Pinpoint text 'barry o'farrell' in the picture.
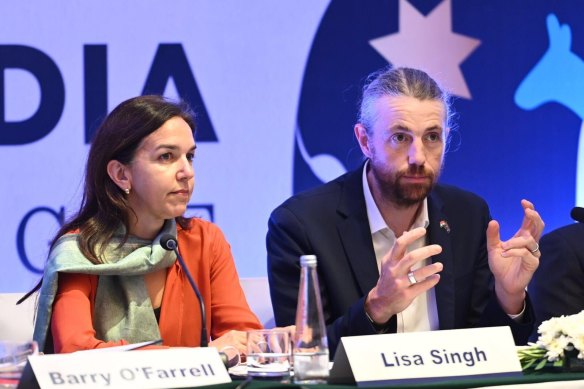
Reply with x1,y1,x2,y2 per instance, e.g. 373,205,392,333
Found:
47,363,216,386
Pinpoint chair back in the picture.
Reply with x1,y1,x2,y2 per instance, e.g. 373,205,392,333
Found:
239,277,275,328
0,293,35,342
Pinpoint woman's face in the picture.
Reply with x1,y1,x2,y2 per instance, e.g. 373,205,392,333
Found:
125,116,195,237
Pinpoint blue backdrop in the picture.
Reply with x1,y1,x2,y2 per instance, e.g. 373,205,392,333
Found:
1,0,582,292
294,0,583,241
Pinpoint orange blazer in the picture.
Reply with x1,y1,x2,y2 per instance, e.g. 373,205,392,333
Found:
51,219,262,353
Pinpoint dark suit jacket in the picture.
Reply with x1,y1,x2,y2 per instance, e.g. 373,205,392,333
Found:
529,222,584,341
267,166,533,356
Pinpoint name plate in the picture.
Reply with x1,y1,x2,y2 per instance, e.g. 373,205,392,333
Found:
330,326,521,386
28,347,231,389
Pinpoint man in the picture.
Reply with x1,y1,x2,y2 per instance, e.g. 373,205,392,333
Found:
267,67,543,356
529,219,584,341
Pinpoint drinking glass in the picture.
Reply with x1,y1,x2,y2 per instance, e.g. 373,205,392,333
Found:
0,341,38,388
246,329,291,379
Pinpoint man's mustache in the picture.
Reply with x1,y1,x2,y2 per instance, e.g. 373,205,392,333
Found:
398,166,434,179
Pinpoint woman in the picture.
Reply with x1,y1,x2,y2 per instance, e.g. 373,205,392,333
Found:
32,95,262,354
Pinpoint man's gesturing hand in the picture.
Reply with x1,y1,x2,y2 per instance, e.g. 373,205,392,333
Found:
365,227,443,325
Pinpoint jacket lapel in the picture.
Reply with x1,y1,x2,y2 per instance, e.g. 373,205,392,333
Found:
336,166,380,295
427,191,455,329
334,167,458,326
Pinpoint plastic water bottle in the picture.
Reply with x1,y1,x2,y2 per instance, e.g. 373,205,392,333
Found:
293,255,329,384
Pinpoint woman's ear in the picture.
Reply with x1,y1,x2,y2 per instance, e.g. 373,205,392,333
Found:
107,160,131,193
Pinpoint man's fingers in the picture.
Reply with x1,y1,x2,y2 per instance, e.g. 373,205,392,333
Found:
525,208,544,241
521,199,535,211
398,245,443,273
387,227,427,263
486,220,501,250
502,235,536,250
501,247,541,259
406,262,443,284
518,200,544,241
408,273,441,292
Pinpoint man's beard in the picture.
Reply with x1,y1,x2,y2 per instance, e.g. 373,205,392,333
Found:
370,162,439,208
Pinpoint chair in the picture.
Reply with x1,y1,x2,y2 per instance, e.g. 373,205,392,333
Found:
239,277,275,328
0,293,35,342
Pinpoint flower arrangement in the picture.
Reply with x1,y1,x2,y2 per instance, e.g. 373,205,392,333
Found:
518,310,584,371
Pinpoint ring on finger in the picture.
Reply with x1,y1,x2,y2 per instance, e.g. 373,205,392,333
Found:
529,243,540,254
407,271,418,285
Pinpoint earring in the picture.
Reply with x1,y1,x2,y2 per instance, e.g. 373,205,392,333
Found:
124,188,130,195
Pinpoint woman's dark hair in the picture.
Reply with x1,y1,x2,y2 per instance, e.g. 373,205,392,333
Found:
52,95,196,264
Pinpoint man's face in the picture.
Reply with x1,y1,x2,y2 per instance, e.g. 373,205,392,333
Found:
356,95,446,208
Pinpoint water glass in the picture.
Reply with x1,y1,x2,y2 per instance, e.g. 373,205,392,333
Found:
0,341,38,388
246,329,291,378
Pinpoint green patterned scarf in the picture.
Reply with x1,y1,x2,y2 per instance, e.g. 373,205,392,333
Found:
33,219,177,352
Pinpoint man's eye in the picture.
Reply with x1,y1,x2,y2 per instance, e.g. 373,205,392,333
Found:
186,152,195,162
425,132,442,142
391,133,408,143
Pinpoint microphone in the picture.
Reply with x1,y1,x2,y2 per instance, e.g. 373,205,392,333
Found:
160,233,208,347
571,207,584,223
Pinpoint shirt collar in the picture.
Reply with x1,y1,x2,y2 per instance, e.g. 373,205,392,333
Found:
362,161,429,235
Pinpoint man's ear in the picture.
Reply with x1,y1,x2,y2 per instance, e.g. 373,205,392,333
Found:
354,124,372,159
106,160,131,192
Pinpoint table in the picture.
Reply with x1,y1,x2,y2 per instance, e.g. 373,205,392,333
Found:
205,371,584,388
16,360,584,388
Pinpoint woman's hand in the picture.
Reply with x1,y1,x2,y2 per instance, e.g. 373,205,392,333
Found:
209,330,248,365
278,325,296,340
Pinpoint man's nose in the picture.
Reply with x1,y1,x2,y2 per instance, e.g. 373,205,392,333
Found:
408,138,426,166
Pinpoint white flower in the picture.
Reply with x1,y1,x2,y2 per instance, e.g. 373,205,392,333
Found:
534,310,584,362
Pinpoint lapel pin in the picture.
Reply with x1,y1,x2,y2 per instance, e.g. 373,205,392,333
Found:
440,220,451,234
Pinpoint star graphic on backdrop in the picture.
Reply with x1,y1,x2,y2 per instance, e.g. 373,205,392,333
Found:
370,0,480,99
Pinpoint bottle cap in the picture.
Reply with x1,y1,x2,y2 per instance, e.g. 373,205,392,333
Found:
300,255,317,266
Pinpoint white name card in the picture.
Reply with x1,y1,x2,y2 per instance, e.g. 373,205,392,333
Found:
330,326,522,386
28,347,231,389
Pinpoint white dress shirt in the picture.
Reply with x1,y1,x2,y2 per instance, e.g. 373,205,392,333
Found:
362,163,440,332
